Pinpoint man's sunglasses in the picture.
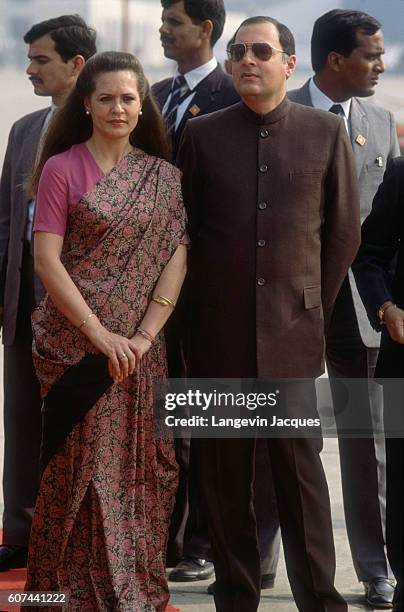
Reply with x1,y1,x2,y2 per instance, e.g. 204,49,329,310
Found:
227,42,288,63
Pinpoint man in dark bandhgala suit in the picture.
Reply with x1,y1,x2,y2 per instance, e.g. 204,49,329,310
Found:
353,157,404,612
178,14,360,612
288,10,399,608
0,15,96,571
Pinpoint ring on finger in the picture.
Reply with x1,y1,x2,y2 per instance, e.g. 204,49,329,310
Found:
121,352,128,359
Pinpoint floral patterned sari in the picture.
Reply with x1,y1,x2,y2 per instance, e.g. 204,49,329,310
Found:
24,149,187,611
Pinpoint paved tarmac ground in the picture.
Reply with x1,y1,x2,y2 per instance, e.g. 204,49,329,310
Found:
0,349,383,610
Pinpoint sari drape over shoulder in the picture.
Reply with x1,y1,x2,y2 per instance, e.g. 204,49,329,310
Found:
24,148,187,612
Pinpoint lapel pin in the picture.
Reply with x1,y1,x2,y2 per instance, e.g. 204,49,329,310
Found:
376,156,383,167
189,104,201,117
355,134,367,146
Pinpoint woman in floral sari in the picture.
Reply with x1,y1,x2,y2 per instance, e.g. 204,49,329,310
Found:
24,51,187,611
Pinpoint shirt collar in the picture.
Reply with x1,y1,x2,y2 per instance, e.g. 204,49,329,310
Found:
176,57,218,92
309,77,351,119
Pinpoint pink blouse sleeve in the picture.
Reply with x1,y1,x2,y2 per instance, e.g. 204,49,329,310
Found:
34,156,69,237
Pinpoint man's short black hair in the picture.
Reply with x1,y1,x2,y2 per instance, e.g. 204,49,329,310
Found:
226,33,236,53
311,9,381,73
161,0,225,46
235,16,295,56
23,14,97,61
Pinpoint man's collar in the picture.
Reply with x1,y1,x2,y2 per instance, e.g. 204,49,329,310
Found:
176,57,218,92
309,77,351,118
241,96,291,125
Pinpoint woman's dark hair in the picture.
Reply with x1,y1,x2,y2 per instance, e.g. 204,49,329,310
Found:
234,16,295,56
311,9,381,73
31,51,170,195
161,0,225,47
23,14,97,61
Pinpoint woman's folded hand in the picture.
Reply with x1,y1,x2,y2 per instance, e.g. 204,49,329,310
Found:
84,320,139,382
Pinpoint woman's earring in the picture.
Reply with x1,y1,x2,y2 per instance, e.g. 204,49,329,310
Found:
139,109,143,116
85,109,90,115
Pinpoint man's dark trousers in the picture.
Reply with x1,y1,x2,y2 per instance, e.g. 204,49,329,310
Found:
3,243,42,546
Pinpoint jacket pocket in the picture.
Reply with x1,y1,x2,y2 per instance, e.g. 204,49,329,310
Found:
304,285,321,309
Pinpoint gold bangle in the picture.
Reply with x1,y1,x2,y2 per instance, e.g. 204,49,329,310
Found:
78,312,96,330
136,327,155,343
152,295,176,309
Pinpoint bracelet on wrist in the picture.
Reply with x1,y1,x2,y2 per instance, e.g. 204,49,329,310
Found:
136,327,155,344
78,312,96,330
152,294,176,309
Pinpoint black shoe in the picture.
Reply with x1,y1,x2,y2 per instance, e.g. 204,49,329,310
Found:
168,556,215,582
363,578,395,609
0,545,28,571
207,573,275,595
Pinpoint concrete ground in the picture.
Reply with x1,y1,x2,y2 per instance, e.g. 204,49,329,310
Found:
0,349,384,610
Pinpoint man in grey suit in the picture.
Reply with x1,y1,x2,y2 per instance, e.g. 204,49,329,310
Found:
0,14,96,570
288,9,400,608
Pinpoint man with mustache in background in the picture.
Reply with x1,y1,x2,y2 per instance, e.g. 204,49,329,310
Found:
0,14,96,571
152,0,238,161
289,10,400,608
152,0,238,583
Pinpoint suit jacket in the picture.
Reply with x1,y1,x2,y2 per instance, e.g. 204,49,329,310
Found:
288,79,400,348
152,64,239,161
177,97,360,378
353,157,404,377
0,108,48,345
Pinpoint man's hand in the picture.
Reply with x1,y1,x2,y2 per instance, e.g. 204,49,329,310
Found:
384,305,404,344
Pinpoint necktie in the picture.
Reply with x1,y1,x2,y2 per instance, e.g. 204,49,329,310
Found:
164,75,189,132
329,103,344,116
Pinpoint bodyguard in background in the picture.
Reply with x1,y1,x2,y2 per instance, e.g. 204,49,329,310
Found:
0,15,96,571
152,0,238,161
152,0,238,581
353,157,404,612
288,10,399,608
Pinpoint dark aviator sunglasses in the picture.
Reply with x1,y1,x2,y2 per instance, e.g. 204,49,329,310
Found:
227,42,288,63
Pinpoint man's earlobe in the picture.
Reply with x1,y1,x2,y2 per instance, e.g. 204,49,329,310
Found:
328,52,342,73
201,19,213,42
285,54,297,78
72,54,86,75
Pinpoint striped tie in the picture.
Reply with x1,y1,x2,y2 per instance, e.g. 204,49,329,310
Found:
164,75,189,133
